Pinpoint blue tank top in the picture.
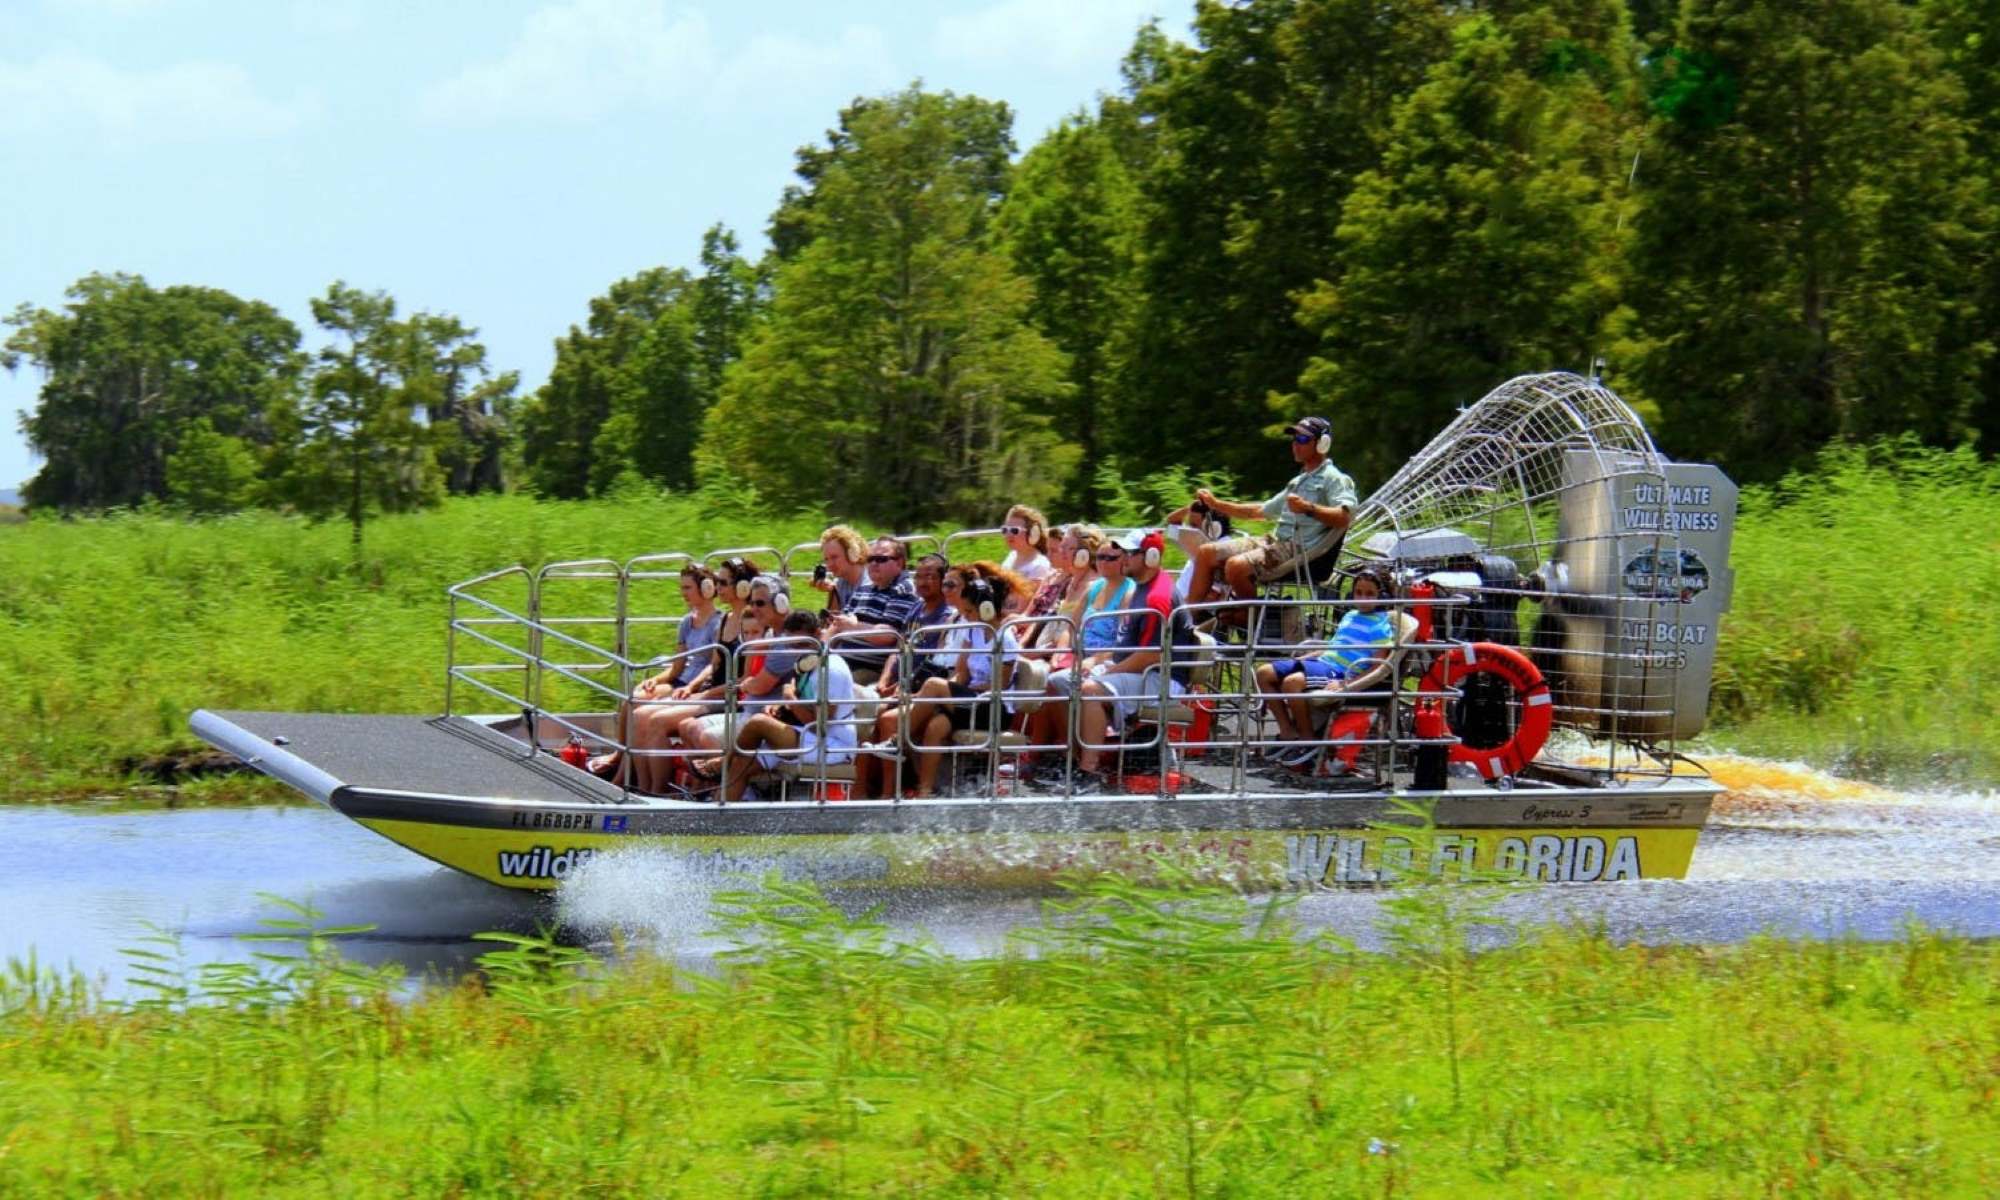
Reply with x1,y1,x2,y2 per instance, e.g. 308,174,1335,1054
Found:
1318,609,1394,678
1081,578,1137,651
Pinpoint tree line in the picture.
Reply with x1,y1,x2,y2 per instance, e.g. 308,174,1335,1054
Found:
8,0,1995,533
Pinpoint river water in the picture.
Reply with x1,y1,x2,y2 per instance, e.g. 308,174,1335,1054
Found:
4,757,1995,996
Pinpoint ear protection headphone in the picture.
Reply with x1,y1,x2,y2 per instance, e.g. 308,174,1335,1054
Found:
1072,545,1092,571
1192,501,1226,542
771,590,791,615
1144,543,1162,569
697,574,716,599
796,652,821,675
1316,430,1332,456
1028,521,1043,545
732,574,754,600
964,577,997,622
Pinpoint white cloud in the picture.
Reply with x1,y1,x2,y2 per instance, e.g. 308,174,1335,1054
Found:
933,0,1161,71
0,53,309,141
418,0,714,125
418,0,895,126
706,25,897,113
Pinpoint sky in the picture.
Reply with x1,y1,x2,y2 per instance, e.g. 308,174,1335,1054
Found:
0,0,1179,493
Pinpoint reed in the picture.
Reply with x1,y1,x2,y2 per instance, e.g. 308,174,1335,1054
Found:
0,877,1993,1195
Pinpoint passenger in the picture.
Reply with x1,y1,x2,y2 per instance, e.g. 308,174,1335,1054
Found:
622,556,758,791
1182,416,1356,613
823,536,921,685
674,575,800,775
589,563,723,781
1031,530,1199,793
998,505,1052,582
1018,523,1094,657
854,554,954,798
1254,566,1397,765
893,565,1025,795
812,524,868,613
713,609,857,804
874,553,953,696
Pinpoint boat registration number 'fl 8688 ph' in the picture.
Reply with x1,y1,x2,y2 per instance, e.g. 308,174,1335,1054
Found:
1284,833,1644,885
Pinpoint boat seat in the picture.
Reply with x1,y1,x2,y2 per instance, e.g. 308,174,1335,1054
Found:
1007,657,1051,715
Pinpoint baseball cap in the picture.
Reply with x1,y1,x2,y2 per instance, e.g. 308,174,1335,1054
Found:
1113,530,1146,553
1286,416,1333,440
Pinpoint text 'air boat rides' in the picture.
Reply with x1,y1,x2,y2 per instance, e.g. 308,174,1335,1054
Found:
194,374,1738,891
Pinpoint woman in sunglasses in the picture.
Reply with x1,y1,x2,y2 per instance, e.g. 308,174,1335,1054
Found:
998,504,1052,583
672,575,799,785
591,563,723,783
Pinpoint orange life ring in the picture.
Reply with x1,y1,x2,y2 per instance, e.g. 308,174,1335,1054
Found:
1419,642,1552,780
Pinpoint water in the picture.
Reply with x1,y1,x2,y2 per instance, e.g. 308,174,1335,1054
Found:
3,756,1995,994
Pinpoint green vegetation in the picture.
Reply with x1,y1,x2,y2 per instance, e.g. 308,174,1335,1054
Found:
9,0,1997,528
0,491,824,798
1708,441,2000,782
1,876,1994,1195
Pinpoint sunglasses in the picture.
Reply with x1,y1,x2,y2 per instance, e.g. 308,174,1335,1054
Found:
750,599,773,608
866,554,898,565
940,580,962,592
1000,524,1027,536
1291,433,1315,444
1095,552,1125,562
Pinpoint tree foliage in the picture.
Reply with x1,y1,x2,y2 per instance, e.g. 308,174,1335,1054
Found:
1619,0,1995,479
1296,3,1638,485
4,273,302,510
700,87,1074,527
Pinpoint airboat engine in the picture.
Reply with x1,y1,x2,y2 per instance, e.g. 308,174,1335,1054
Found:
1539,452,1737,741
1344,372,1737,751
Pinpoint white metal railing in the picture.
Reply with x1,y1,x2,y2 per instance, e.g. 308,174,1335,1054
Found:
443,532,1696,804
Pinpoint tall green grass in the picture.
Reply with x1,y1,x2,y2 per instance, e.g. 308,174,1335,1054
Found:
1709,441,2000,782
0,440,1994,797
1,874,1993,1195
0,492,826,795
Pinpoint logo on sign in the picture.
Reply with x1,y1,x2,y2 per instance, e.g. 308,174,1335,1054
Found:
1621,548,1710,603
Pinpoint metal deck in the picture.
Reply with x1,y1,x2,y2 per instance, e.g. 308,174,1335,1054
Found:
193,710,626,807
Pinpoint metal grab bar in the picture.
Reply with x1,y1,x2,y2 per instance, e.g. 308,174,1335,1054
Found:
444,531,1701,800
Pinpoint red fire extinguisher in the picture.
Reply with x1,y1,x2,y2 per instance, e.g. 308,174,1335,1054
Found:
559,733,590,769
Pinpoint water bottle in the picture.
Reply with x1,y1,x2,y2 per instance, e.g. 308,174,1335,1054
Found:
559,733,589,769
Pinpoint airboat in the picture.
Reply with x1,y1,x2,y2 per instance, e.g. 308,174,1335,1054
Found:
193,374,1737,892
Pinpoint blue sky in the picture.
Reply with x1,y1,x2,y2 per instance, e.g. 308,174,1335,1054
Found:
0,0,1177,493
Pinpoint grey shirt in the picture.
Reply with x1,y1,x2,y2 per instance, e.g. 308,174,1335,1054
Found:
1264,459,1358,556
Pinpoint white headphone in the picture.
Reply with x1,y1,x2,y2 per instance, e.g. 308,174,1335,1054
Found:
1144,542,1162,569
1200,512,1225,541
965,578,998,622
1073,545,1092,571
1028,521,1043,545
771,590,790,615
733,575,753,600
1316,431,1332,456
796,652,821,675
698,574,716,599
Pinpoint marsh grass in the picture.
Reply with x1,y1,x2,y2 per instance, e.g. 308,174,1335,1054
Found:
1708,441,2000,783
0,876,1994,1195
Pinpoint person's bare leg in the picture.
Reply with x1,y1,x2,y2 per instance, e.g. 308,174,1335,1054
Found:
723,713,798,804
1282,674,1313,740
1078,681,1114,773
1254,662,1287,736
905,677,951,738
1186,542,1228,608
1223,553,1258,600
914,713,953,794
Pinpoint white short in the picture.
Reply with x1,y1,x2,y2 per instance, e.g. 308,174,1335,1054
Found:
1085,666,1184,726
755,728,855,772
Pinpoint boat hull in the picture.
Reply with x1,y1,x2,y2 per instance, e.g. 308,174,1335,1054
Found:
188,708,1712,893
